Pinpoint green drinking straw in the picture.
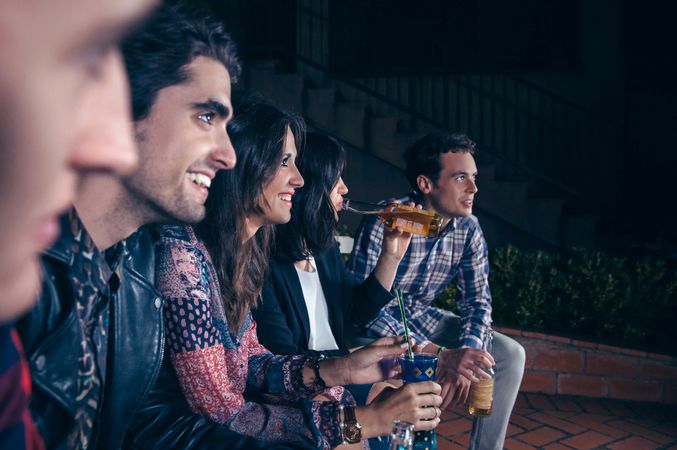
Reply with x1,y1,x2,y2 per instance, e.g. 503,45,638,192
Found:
395,289,415,361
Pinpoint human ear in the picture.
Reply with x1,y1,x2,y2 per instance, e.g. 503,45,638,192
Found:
417,175,433,194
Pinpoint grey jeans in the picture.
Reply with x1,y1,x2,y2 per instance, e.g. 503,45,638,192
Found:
429,311,525,450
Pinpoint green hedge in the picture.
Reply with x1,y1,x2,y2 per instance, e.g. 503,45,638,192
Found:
434,246,677,355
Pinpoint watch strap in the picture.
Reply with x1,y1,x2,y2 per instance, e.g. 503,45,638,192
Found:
340,405,362,444
343,405,356,423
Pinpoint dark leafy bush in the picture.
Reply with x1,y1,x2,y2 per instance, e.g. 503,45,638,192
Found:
434,245,677,355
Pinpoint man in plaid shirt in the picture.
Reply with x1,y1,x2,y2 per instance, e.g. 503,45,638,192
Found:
347,132,525,450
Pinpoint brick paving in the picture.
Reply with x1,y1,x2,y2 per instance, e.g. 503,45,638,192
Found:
436,392,677,449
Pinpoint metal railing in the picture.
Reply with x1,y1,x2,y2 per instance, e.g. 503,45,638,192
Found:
211,0,622,210
293,0,622,205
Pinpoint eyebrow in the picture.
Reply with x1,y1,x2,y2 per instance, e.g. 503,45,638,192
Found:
192,99,231,119
450,170,478,177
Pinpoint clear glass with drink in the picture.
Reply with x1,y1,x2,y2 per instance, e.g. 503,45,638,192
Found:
389,420,414,450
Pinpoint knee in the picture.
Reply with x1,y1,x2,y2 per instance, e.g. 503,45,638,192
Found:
494,334,526,375
508,339,526,373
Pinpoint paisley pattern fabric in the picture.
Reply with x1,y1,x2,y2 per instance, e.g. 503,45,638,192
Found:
65,209,127,449
155,224,352,449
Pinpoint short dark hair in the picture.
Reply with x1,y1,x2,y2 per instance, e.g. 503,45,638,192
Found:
404,132,476,189
121,2,241,121
274,132,347,264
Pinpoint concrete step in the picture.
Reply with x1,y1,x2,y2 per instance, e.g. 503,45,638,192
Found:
369,128,419,170
246,59,278,71
476,163,496,184
475,162,564,246
244,64,278,100
368,116,401,165
335,102,367,149
244,58,582,250
525,197,566,246
339,147,411,233
244,61,305,113
475,179,530,231
269,73,304,113
304,87,336,131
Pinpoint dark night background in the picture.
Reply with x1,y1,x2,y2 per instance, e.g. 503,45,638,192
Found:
188,0,676,259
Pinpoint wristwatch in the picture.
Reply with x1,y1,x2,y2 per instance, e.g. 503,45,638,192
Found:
339,405,362,444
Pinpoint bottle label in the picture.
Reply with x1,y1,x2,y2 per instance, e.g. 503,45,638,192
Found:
394,217,425,235
469,378,494,410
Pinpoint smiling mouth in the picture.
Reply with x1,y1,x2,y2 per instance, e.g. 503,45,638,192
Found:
461,199,473,207
187,173,211,189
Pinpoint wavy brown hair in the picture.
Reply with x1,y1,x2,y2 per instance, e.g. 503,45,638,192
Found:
196,98,305,330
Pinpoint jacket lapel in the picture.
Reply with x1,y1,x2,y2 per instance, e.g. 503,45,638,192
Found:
315,252,341,339
281,262,311,342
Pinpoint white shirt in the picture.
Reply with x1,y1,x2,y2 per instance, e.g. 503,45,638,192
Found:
295,256,339,351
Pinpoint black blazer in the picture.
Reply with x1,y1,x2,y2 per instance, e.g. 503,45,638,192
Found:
254,243,393,358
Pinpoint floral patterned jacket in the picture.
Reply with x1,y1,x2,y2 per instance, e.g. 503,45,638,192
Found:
155,225,353,449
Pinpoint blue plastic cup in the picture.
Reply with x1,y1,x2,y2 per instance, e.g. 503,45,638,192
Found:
399,353,438,450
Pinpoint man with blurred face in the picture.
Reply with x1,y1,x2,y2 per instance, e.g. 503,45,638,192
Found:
0,0,154,323
0,0,156,448
15,3,284,449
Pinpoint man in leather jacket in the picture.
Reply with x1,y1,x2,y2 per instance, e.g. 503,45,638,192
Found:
18,3,299,449
2,0,156,447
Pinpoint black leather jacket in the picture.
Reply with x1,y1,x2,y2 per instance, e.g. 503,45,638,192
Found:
18,227,299,449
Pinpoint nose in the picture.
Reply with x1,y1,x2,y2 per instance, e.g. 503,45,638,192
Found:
337,177,349,195
69,50,138,176
209,128,237,170
467,178,478,194
290,164,304,188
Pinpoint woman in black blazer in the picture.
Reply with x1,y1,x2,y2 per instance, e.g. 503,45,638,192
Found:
254,132,413,363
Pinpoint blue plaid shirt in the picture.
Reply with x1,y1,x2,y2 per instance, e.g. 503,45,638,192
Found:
346,193,493,349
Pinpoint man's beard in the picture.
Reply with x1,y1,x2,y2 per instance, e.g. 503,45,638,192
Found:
121,179,206,226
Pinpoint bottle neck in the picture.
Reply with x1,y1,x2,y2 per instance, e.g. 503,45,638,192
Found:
341,198,385,214
483,329,496,376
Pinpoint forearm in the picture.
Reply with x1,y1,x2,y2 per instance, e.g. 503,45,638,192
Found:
354,405,389,439
422,342,441,354
349,274,395,328
456,312,492,349
457,226,493,348
303,356,350,387
372,252,401,291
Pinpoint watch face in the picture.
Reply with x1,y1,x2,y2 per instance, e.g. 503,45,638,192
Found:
344,423,362,443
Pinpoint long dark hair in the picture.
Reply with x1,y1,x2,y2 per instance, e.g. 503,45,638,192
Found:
273,131,346,264
197,98,305,330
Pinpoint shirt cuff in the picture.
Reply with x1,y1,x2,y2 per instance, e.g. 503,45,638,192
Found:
289,356,326,396
459,336,484,350
313,401,342,449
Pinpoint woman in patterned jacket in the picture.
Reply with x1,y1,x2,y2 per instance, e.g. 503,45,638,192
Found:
154,99,442,449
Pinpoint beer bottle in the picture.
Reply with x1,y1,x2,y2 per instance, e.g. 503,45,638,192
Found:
342,199,442,238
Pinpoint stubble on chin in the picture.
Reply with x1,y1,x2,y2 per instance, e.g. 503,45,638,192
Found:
169,198,206,225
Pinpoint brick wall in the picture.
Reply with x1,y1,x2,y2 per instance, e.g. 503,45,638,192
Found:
496,327,677,404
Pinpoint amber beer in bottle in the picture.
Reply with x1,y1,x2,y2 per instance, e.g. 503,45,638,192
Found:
469,330,495,417
342,199,442,238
